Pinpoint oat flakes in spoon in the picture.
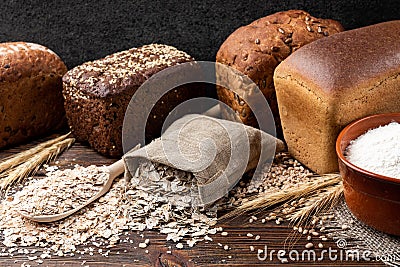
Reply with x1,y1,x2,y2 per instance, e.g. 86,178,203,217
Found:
18,160,124,222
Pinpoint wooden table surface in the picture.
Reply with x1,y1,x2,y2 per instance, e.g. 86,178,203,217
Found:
0,138,384,267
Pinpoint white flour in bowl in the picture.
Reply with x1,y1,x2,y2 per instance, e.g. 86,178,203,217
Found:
345,121,400,179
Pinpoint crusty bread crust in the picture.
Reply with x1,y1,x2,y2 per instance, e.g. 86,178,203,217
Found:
62,44,198,157
216,10,344,137
274,21,400,174
0,42,67,148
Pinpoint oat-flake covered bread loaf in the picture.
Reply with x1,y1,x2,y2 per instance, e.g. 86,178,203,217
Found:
274,21,400,174
216,10,344,137
0,42,67,148
63,44,200,157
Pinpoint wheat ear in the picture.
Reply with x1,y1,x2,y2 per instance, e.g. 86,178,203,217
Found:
288,182,344,225
221,174,341,220
0,133,71,173
0,135,74,191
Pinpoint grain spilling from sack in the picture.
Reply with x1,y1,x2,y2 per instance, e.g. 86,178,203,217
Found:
0,161,220,256
0,152,331,262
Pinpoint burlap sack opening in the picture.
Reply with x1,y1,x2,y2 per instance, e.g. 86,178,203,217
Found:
123,114,285,206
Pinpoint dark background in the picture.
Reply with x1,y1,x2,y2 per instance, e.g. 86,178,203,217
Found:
1,0,399,68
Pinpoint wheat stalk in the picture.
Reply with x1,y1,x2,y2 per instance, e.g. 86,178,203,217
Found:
220,173,341,220
0,132,71,173
0,136,75,191
288,182,344,225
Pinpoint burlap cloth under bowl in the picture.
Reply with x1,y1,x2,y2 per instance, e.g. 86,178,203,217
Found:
324,200,400,266
123,114,285,206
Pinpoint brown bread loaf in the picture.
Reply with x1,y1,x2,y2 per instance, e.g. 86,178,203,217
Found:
274,21,400,174
216,10,344,137
0,42,67,148
63,44,201,158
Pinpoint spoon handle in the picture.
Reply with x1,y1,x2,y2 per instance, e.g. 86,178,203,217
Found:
108,159,125,180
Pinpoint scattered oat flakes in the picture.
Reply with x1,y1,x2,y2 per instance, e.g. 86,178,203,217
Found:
0,161,220,256
18,165,108,217
138,243,147,249
0,152,322,261
204,235,213,242
27,256,37,261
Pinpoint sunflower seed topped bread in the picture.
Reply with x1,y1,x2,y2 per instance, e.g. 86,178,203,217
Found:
274,21,400,174
216,10,344,137
62,44,199,157
0,42,67,148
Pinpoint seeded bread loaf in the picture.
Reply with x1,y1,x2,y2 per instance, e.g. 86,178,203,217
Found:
63,44,200,157
0,42,67,148
274,21,400,174
216,10,344,137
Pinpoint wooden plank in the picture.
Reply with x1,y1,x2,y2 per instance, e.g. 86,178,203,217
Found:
0,138,384,266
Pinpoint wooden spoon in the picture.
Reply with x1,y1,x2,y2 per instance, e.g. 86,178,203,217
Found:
19,159,125,223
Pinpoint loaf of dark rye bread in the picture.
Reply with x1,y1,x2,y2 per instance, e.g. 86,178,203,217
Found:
216,10,344,137
63,44,202,157
0,42,67,148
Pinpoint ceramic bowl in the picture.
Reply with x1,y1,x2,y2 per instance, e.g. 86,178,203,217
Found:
336,113,400,236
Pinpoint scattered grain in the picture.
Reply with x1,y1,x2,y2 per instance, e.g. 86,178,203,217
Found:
305,243,314,249
138,243,147,249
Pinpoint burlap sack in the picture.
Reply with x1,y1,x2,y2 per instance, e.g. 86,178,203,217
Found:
123,114,285,206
